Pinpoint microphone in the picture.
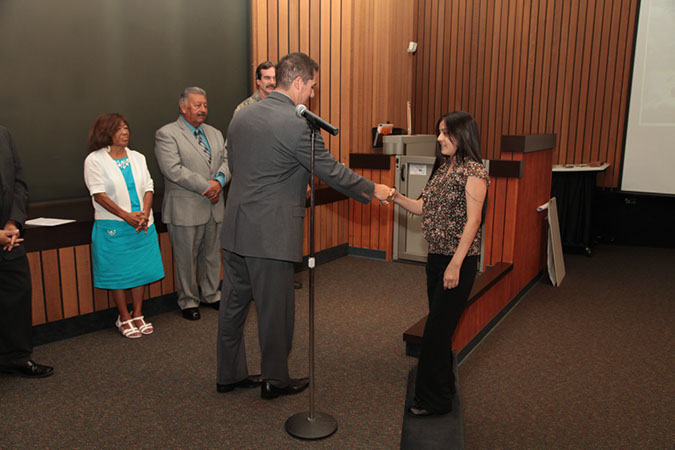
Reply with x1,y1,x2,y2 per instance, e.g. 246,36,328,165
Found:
295,104,339,136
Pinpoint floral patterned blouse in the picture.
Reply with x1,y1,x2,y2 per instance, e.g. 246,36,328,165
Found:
421,158,490,256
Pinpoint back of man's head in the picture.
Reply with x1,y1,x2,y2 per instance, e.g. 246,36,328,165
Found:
276,52,318,90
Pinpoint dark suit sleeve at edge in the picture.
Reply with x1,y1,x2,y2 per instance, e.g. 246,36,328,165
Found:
5,129,28,228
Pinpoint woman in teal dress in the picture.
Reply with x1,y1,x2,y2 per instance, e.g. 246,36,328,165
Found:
84,113,164,339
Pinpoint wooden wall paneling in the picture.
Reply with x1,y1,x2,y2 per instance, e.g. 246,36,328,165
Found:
378,161,395,259
488,2,502,159
572,0,594,163
93,287,108,312
545,0,563,134
309,0,320,110
411,0,423,134
339,0,352,166
590,0,611,165
522,0,537,134
299,0,310,55
505,0,520,134
472,0,485,126
492,2,509,160
420,0,433,131
351,170,362,248
439,0,452,121
278,0,290,58
27,252,46,325
319,0,330,151
74,244,94,315
482,176,497,268
581,0,603,164
41,249,63,322
501,176,519,263
148,279,162,299
361,169,372,248
489,177,507,264
268,0,279,63
535,0,552,131
289,0,299,53
610,0,638,188
368,169,381,251
598,2,621,186
330,0,341,163
458,0,469,110
159,232,174,295
515,0,531,134
254,0,268,66
556,0,577,165
412,0,638,189
427,0,439,123
511,150,551,288
58,247,79,319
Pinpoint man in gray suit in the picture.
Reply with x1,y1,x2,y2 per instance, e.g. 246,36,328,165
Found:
0,126,53,378
216,52,391,399
155,87,230,321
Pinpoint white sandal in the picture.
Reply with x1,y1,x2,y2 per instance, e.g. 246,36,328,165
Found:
131,315,154,335
115,316,141,339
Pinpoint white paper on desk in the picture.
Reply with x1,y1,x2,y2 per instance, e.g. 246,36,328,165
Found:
25,217,76,227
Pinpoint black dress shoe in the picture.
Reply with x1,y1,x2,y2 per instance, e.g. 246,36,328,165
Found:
217,374,263,393
261,377,309,399
182,307,200,320
407,405,450,417
206,301,220,310
294,281,302,290
0,360,54,378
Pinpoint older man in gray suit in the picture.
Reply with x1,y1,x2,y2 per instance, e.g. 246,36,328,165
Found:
216,52,391,399
155,87,230,321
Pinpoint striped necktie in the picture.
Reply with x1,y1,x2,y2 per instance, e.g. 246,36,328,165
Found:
194,130,211,164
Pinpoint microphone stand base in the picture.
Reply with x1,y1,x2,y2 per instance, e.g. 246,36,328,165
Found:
285,411,338,440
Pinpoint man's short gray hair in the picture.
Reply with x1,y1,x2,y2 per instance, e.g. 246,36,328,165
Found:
179,86,207,105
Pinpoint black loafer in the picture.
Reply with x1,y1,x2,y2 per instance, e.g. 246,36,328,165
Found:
217,374,263,393
261,377,309,399
0,360,54,378
182,307,200,321
407,405,450,417
206,301,220,310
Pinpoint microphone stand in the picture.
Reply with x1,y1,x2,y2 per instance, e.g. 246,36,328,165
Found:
285,121,338,440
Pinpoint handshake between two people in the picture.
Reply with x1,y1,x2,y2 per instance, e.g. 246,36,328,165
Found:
373,184,400,206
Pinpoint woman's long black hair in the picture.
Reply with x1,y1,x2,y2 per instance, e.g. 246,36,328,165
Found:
428,110,487,223
429,110,482,180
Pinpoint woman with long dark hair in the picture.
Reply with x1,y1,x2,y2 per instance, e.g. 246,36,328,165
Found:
391,111,489,416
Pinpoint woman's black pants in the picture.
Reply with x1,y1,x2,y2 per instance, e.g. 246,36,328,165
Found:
414,253,478,413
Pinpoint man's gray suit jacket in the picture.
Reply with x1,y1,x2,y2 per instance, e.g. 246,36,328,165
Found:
154,117,229,226
223,91,374,263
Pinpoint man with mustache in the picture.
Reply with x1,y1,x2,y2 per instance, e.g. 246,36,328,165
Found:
234,61,276,114
155,87,230,321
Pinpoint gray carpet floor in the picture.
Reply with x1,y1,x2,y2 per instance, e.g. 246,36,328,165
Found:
1,245,673,448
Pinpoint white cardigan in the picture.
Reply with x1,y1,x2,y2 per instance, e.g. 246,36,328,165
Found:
84,147,155,225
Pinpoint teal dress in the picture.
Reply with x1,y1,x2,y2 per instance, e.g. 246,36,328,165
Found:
91,156,164,289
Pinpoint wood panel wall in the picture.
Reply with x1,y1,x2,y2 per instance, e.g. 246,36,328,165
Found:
27,232,176,326
411,0,639,188
251,0,415,256
454,148,553,351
